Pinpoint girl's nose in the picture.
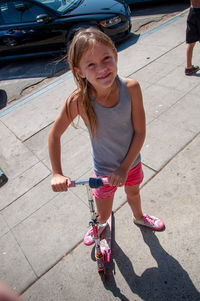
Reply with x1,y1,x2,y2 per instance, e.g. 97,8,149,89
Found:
97,62,107,73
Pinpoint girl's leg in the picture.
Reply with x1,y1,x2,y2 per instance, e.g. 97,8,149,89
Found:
84,195,114,245
125,184,165,231
125,185,143,220
95,195,114,224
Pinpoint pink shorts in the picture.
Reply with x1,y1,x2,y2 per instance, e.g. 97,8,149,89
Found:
93,162,144,200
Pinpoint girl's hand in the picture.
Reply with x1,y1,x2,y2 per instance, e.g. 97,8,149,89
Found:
51,174,71,192
108,167,128,187
0,281,24,301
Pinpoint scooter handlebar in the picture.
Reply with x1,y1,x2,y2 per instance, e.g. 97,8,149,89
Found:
70,177,109,188
89,177,103,188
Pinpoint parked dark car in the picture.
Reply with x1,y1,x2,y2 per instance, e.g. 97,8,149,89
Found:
125,0,168,4
0,0,131,60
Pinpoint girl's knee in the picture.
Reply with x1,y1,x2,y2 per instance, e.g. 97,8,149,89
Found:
95,196,113,223
125,185,140,197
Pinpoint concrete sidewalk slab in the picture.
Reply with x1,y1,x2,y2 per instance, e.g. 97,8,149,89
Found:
24,123,83,162
11,190,89,277
142,15,186,48
0,214,9,237
159,91,200,133
0,121,39,179
0,231,37,293
1,176,55,228
43,133,92,180
1,76,76,141
157,65,200,92
157,42,186,66
131,61,177,86
0,162,50,210
133,79,186,123
118,13,186,77
141,118,195,171
24,119,87,163
118,43,168,77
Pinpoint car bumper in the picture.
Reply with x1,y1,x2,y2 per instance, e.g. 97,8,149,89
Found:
101,19,131,42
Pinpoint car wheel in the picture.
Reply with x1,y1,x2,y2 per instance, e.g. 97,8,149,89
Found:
2,37,18,47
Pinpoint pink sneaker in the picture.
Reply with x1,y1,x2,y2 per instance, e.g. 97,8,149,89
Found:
84,223,108,246
134,214,165,231
84,227,95,246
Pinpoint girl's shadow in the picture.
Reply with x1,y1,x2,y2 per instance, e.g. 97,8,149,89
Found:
92,222,200,301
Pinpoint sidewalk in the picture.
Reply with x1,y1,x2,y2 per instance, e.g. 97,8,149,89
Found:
0,10,200,300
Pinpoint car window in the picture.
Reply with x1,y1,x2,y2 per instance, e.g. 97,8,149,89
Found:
0,1,47,25
35,0,81,13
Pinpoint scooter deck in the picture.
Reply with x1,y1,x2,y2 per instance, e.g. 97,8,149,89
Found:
100,212,113,262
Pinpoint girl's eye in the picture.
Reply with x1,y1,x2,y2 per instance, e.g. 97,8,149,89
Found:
88,63,95,68
104,56,111,61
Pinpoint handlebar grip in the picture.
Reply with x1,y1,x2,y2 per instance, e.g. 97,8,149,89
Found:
89,177,104,188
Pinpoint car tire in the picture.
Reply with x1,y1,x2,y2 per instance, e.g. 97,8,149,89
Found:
2,37,19,47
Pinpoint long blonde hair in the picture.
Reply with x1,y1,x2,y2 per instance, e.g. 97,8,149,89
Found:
67,27,116,137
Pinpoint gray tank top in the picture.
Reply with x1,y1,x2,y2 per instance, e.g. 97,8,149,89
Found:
88,76,141,176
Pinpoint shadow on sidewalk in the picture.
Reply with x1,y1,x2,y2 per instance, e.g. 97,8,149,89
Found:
103,228,200,301
0,55,69,81
117,33,140,52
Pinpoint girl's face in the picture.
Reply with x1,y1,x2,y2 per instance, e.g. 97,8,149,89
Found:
74,41,118,91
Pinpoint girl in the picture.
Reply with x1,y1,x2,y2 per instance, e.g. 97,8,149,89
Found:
48,28,164,245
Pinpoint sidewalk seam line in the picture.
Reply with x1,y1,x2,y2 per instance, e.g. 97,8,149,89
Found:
0,173,50,213
20,238,83,295
10,228,38,279
128,41,185,77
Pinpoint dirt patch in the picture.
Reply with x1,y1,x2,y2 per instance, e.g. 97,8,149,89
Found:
20,78,51,97
135,12,178,34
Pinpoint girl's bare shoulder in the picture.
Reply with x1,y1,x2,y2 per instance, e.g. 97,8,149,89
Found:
124,77,140,90
67,89,82,107
66,89,83,114
124,78,142,101
66,89,88,123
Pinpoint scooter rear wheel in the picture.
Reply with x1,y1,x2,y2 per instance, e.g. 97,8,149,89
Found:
99,270,106,282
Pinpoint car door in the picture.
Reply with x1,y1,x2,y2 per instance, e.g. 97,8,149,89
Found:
0,0,66,58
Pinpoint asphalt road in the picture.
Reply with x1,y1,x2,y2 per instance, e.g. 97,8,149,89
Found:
0,1,190,105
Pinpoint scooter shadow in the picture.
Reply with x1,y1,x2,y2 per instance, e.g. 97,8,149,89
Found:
91,220,200,301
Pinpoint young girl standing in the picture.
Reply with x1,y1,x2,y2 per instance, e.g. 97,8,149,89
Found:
48,28,164,245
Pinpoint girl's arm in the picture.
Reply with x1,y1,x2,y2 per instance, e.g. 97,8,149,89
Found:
48,94,79,192
0,281,24,301
109,78,145,186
